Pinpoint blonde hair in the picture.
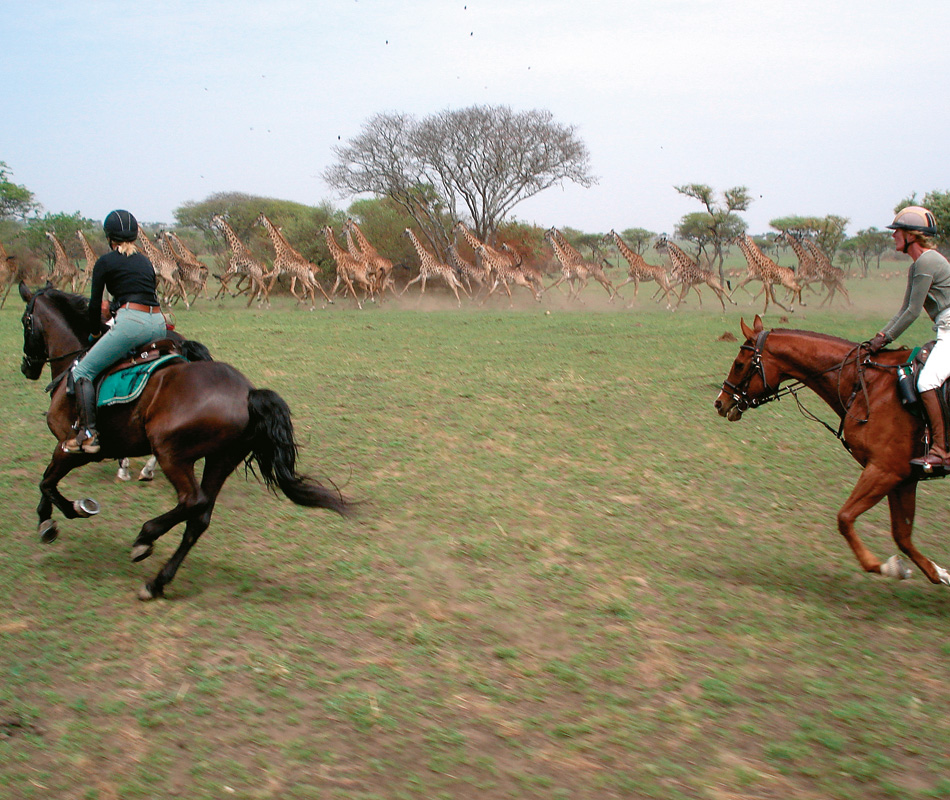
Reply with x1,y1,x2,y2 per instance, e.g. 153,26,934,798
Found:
114,241,137,256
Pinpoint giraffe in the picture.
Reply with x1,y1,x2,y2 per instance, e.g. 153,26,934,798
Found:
210,215,273,306
402,228,465,306
654,236,735,311
256,213,331,308
345,218,396,297
76,230,99,293
46,232,82,292
803,238,851,307
605,229,673,309
547,227,618,302
324,225,374,308
136,226,190,308
543,228,590,300
453,221,539,302
731,234,803,313
446,243,489,296
159,231,210,302
0,240,17,308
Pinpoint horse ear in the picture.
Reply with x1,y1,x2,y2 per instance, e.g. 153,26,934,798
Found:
752,314,764,333
18,281,33,303
740,317,756,341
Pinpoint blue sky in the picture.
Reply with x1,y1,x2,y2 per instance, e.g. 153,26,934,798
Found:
4,0,949,235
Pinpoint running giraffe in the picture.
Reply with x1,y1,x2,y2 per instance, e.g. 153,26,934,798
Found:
210,214,273,306
605,229,673,308
159,230,210,302
803,238,851,307
547,227,617,301
654,235,734,311
402,228,465,306
731,234,802,313
447,243,489,296
257,213,331,308
543,228,590,300
46,232,82,292
76,230,98,293
0,240,17,308
136,226,190,308
774,230,823,294
452,221,538,302
345,218,395,297
324,225,374,308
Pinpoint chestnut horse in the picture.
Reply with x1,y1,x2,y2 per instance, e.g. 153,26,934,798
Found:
19,283,351,600
715,315,950,587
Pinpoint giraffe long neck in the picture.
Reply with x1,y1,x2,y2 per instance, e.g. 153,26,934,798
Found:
324,227,347,260
781,232,811,265
553,229,583,264
455,223,483,252
77,232,96,264
610,231,643,267
137,229,160,259
348,222,378,257
216,219,252,257
48,234,70,264
666,242,695,273
260,216,296,261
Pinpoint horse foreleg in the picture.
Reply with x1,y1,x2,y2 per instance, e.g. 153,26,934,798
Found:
887,483,950,585
836,467,897,575
37,447,100,543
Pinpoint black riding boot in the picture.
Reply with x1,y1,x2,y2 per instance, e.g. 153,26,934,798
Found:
911,389,949,470
63,377,100,454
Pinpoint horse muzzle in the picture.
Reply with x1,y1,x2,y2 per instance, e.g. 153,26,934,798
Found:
714,392,744,421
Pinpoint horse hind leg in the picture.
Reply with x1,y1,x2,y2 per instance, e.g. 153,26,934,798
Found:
137,449,246,601
886,484,950,585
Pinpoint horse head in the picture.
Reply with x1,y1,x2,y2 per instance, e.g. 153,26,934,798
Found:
715,315,770,421
18,282,89,381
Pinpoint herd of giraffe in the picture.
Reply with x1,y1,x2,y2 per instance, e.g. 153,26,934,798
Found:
3,221,850,313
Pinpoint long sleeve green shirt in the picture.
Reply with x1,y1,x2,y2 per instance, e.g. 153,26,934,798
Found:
881,249,950,341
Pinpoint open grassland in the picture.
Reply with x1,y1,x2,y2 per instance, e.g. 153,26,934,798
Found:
3,274,950,799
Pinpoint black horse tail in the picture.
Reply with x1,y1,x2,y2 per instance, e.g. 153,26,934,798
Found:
245,389,350,516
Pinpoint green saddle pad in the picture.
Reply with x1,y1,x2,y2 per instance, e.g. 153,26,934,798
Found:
97,355,185,407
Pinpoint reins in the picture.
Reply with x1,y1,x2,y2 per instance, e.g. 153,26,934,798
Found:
722,331,885,449
22,287,88,375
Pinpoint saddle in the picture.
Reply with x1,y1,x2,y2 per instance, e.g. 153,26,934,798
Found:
898,341,950,417
48,338,188,399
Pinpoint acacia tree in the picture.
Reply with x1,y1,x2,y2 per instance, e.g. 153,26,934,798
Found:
674,184,751,282
769,215,850,261
0,161,39,221
325,105,596,257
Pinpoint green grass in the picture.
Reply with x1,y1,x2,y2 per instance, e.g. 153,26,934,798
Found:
1,270,949,799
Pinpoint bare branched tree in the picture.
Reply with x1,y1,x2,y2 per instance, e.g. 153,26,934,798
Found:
325,106,596,256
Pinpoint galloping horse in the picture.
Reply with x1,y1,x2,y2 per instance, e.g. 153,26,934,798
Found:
19,283,352,600
715,315,950,587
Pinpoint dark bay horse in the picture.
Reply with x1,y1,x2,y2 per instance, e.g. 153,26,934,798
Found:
19,283,352,600
715,315,950,587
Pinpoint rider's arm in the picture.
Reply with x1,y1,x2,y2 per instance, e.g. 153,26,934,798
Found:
880,265,934,342
87,258,108,337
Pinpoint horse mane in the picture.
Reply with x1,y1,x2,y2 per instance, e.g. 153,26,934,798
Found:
41,286,90,331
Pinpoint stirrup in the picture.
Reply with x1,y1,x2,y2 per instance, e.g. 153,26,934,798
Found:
910,449,950,471
63,430,100,455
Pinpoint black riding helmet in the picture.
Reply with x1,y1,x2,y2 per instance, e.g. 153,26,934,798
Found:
103,209,138,242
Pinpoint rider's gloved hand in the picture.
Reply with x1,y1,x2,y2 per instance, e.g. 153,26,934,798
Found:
866,332,890,353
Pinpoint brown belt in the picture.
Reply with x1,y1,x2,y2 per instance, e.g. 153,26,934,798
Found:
120,302,162,313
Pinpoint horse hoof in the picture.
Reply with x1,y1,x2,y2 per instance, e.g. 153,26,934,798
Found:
131,543,154,562
73,498,100,518
138,471,154,482
137,584,156,601
880,554,913,580
38,520,58,544
116,469,132,482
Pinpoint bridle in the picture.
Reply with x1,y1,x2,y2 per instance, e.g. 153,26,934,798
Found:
21,288,86,378
721,328,874,446
720,329,800,413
